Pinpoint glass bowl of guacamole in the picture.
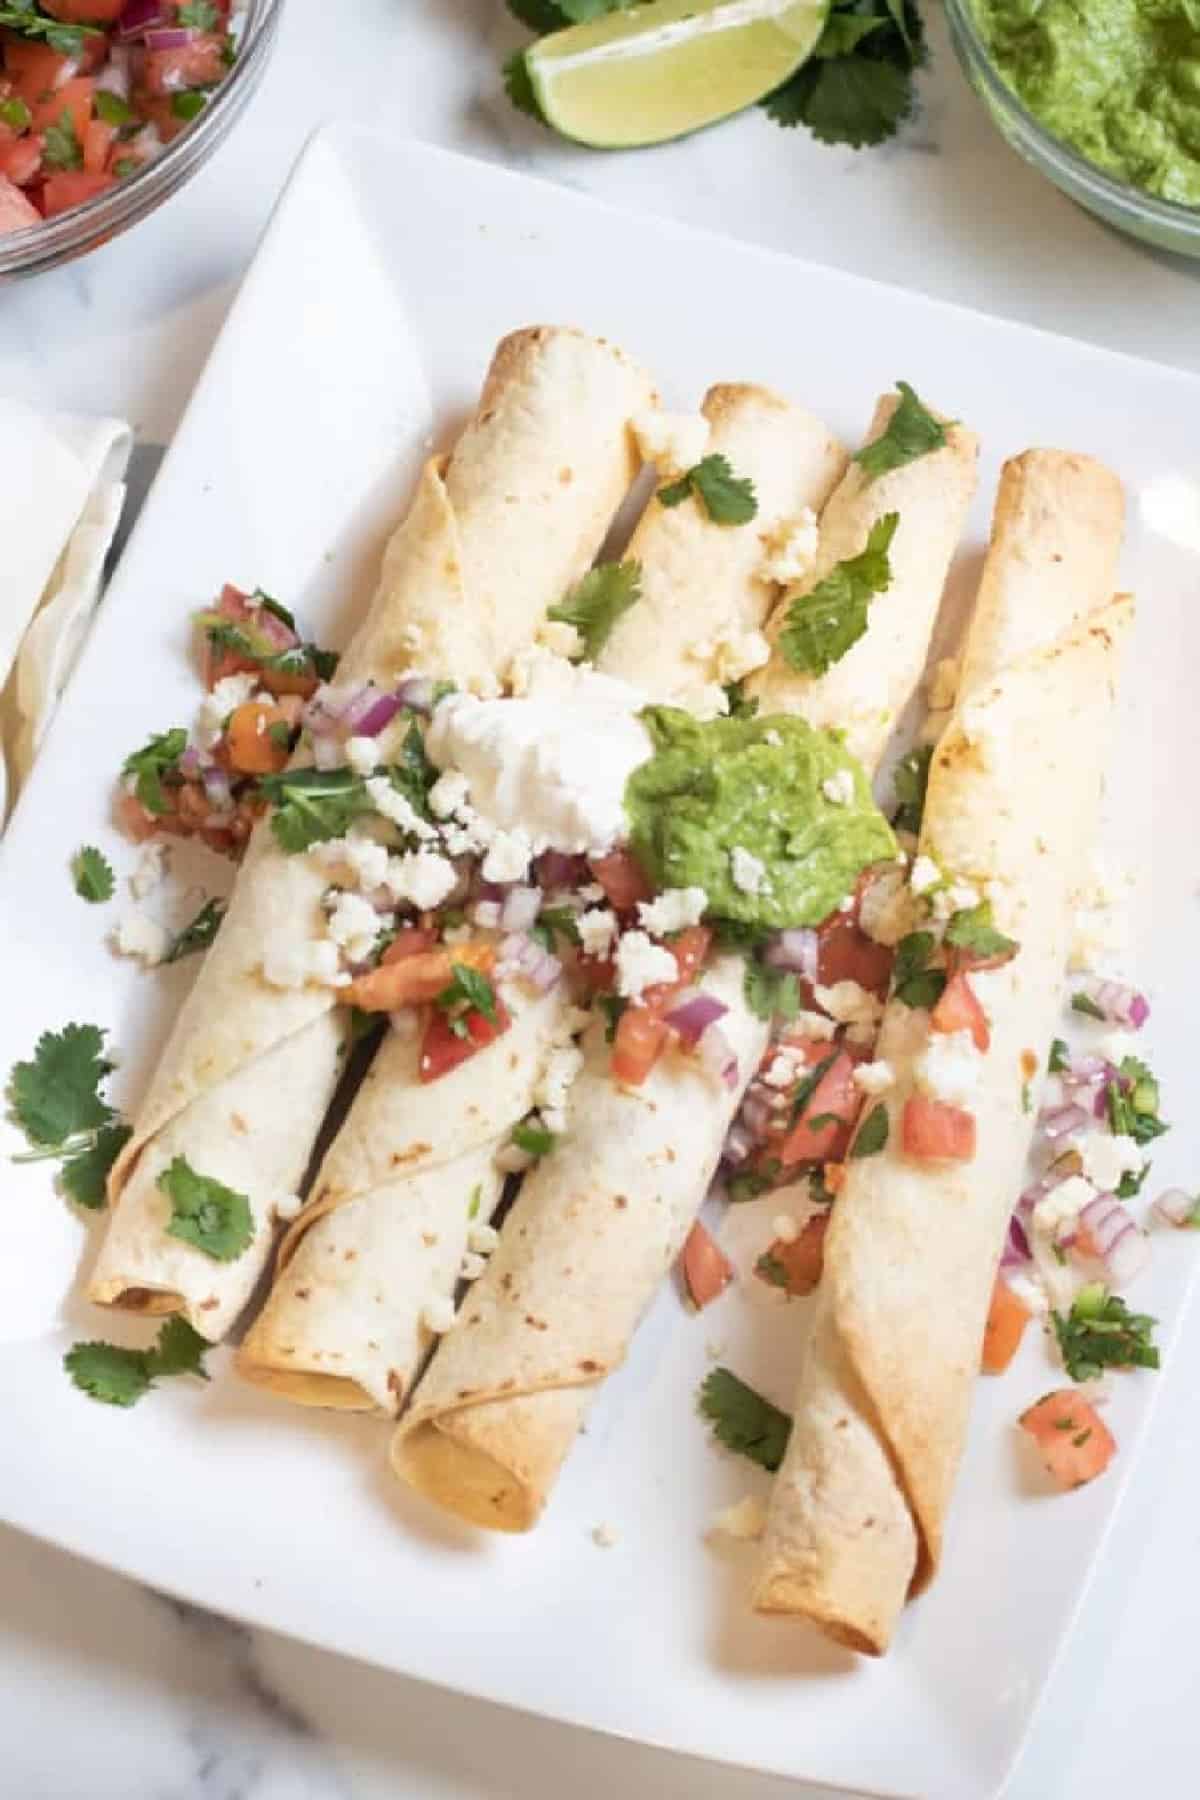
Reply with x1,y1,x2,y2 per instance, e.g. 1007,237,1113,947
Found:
945,0,1200,259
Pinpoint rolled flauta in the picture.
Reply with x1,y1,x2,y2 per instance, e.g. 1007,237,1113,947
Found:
236,385,848,1412
88,326,655,1341
749,396,979,770
390,397,979,1530
754,454,1129,1655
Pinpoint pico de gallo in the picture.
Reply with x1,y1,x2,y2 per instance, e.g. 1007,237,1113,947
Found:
0,1,245,232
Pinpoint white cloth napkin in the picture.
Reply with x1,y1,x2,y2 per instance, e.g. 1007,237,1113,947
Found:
0,400,132,819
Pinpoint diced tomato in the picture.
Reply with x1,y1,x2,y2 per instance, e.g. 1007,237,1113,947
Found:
981,1275,1031,1374
381,927,439,964
901,1095,977,1162
815,911,894,999
758,1212,828,1297
1018,1391,1116,1490
0,130,42,186
139,36,226,99
41,167,111,216
778,1048,862,1168
419,995,512,1083
115,789,158,843
343,940,494,1013
4,41,74,109
589,846,652,914
31,74,93,138
82,116,113,174
0,169,39,231
611,1003,669,1087
681,1220,733,1310
930,970,990,1052
41,0,126,21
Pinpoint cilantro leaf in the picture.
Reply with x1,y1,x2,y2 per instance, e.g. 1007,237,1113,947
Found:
531,905,581,952
0,3,98,54
892,931,946,1009
158,1156,254,1262
891,742,932,835
506,0,569,24
503,49,546,121
1052,1284,1160,1382
755,1250,790,1289
42,106,82,171
72,845,115,904
1049,1037,1070,1074
1106,1056,1168,1146
788,1051,838,1128
1071,992,1107,1021
727,1161,781,1202
658,454,758,526
438,963,499,1026
177,0,219,24
122,728,186,817
851,1103,889,1157
763,54,912,149
744,959,801,1024
148,1316,211,1380
165,897,227,963
698,1367,792,1473
0,95,31,131
855,382,949,481
8,1023,114,1148
547,560,643,660
512,1120,557,1157
778,512,898,676
60,1121,131,1211
64,1341,152,1408
814,12,888,55
722,680,759,719
597,993,627,1043
943,901,1018,965
171,90,207,122
259,767,370,853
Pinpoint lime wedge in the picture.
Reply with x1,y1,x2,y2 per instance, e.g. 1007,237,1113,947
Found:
527,0,829,149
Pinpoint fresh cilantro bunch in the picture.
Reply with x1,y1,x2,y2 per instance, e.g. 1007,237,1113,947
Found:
8,1023,131,1210
761,0,927,150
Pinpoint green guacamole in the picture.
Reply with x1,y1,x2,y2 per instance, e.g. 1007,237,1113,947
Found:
625,707,895,931
974,0,1200,206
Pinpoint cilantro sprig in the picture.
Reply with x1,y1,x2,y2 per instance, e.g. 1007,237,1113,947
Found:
72,846,115,904
437,963,499,1037
1106,1056,1168,1147
1052,1284,1159,1383
122,728,187,816
547,560,643,661
65,1316,211,1408
158,1156,254,1262
854,381,949,481
851,1102,889,1157
698,1367,791,1473
658,454,758,526
778,512,898,676
165,897,227,963
743,959,801,1024
944,900,1018,966
7,1023,130,1211
761,0,926,151
892,930,946,1010
261,726,434,853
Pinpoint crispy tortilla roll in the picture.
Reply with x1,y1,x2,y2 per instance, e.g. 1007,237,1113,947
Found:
237,385,847,1412
88,327,656,1341
749,396,978,770
753,454,1129,1655
390,397,978,1528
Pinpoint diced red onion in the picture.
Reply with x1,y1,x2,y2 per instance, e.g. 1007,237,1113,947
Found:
202,767,232,812
1069,1195,1149,1286
1039,1102,1092,1140
1074,1195,1129,1257
337,684,387,735
1153,1188,1197,1228
739,1088,774,1141
356,692,403,738
1066,1052,1108,1081
143,27,195,50
1106,1224,1149,1286
698,1022,738,1088
397,675,435,715
496,932,561,992
500,885,542,933
1000,1211,1032,1267
1075,978,1150,1030
535,850,588,892
95,46,132,99
764,927,819,983
665,989,729,1049
177,743,203,779
312,735,342,772
119,0,165,36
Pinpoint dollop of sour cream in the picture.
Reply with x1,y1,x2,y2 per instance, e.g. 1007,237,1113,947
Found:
426,655,652,856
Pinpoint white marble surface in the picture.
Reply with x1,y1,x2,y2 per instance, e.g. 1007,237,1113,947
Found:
1,4,1198,1797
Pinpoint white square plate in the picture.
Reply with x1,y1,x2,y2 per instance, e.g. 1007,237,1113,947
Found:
1,129,1197,1800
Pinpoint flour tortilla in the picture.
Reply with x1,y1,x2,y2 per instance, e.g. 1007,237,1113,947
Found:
88,326,655,1341
392,394,979,1527
749,396,979,771
754,453,1129,1654
237,383,848,1411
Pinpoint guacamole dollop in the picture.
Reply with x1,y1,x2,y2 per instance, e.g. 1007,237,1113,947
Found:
974,0,1200,207
625,707,895,930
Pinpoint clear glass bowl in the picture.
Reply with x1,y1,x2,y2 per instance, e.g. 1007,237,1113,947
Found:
944,0,1200,261
0,0,284,281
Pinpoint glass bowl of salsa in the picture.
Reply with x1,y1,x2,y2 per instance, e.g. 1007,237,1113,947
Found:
0,0,283,280
945,0,1200,261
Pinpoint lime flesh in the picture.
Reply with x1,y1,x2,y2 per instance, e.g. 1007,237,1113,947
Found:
527,0,829,150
